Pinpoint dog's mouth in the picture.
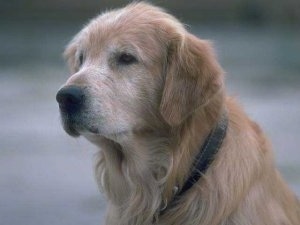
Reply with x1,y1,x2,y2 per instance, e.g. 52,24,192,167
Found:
64,126,81,137
59,113,82,137
59,110,128,140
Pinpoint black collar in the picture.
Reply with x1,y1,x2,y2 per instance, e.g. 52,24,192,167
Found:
157,113,228,219
176,112,228,197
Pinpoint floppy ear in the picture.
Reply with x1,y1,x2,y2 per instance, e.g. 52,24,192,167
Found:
160,33,224,126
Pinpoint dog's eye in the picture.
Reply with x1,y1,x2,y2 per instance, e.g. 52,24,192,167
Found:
78,52,84,66
118,53,137,65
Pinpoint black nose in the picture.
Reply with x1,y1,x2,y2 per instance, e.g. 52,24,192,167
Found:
56,86,84,113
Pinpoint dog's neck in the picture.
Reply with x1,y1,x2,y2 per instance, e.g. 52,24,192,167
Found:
93,95,224,224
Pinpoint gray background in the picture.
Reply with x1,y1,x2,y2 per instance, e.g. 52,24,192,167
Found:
0,1,299,224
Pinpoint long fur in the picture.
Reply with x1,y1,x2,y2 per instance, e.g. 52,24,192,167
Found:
61,2,300,225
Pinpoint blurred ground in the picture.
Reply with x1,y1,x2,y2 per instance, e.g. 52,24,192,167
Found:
0,20,299,225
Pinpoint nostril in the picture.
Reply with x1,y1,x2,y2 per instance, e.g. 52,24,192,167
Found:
56,86,84,112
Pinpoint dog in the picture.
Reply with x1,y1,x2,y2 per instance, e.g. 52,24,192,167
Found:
56,2,300,225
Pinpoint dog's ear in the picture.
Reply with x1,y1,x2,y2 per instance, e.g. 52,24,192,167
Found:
160,33,223,126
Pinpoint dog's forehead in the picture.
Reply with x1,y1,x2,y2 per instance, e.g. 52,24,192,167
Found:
81,3,184,47
84,9,155,44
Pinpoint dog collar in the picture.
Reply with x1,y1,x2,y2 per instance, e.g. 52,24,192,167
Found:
159,112,228,216
176,112,228,197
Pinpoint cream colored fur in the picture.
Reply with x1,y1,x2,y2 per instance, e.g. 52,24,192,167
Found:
61,2,300,225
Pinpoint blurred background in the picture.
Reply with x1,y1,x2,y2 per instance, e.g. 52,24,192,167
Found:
0,0,299,224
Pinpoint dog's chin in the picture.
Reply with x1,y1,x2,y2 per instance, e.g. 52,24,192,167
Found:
77,127,131,147
84,128,130,140
63,121,129,141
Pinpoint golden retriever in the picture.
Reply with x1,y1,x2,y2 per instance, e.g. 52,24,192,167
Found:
56,2,300,225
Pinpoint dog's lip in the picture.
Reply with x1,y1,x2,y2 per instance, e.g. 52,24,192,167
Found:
59,112,81,137
62,121,81,137
59,116,102,138
66,127,81,137
86,127,102,135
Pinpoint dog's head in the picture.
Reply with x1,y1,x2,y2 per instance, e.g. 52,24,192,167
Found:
56,2,223,140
